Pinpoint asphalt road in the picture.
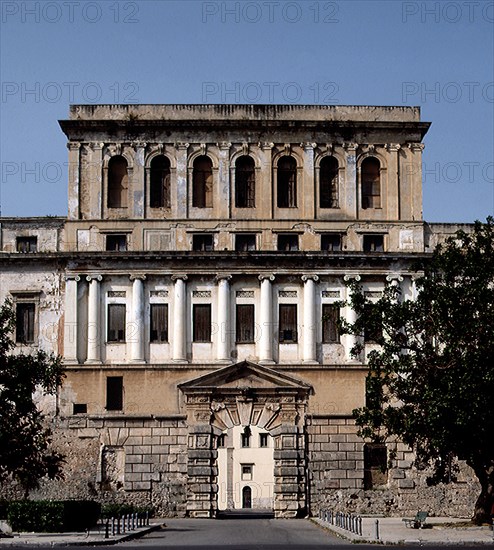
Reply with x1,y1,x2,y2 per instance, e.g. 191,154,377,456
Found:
118,519,488,550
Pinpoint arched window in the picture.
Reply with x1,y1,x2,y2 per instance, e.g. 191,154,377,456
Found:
277,156,297,208
107,156,128,208
235,155,255,208
361,157,381,209
319,156,339,208
150,155,171,208
192,156,213,208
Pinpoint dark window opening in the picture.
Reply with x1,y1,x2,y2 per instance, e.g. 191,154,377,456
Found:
236,304,255,343
259,433,269,448
277,234,299,251
217,434,226,448
235,155,255,208
279,304,297,343
192,155,213,208
321,234,342,252
235,234,256,252
192,234,214,251
106,234,127,251
363,303,383,343
150,155,171,208
73,403,87,414
322,304,340,343
361,157,381,209
364,443,388,489
106,376,123,411
107,304,126,342
150,303,168,342
277,156,297,208
16,236,37,253
241,427,251,447
108,155,128,208
363,234,384,252
15,302,35,344
193,304,211,342
320,156,339,208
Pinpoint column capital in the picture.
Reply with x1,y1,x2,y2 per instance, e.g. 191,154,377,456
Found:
171,274,188,281
301,142,317,151
386,274,404,283
343,142,359,152
215,274,232,283
86,274,103,282
130,274,147,281
259,273,275,282
258,141,274,150
343,274,361,282
65,274,81,282
216,141,232,150
92,142,105,151
407,142,425,152
301,274,319,283
175,142,190,150
385,143,401,152
67,142,81,151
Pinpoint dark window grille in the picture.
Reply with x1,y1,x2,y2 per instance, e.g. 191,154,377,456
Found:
279,304,297,343
277,156,297,208
106,376,123,411
321,234,342,251
107,304,126,342
16,236,37,253
108,156,128,208
193,156,213,208
236,304,255,343
361,157,381,209
320,156,339,208
235,155,255,208
235,234,256,252
192,234,214,251
150,155,171,208
322,304,340,343
193,304,212,342
277,234,299,251
106,234,127,251
16,302,35,343
150,303,168,342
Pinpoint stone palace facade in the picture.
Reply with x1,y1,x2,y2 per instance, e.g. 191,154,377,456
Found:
0,104,477,517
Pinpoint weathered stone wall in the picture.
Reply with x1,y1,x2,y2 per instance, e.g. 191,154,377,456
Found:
308,416,480,518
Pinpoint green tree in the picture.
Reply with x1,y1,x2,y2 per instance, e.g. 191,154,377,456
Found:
343,219,494,525
0,299,65,496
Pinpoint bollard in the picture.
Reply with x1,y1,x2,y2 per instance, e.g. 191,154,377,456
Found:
375,519,380,541
358,516,362,536
146,511,149,526
132,512,136,530
122,515,126,534
116,516,120,535
127,514,131,531
105,519,109,539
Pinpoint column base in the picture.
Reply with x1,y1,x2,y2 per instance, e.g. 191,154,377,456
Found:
302,359,319,365
172,358,189,364
84,360,102,365
129,359,146,364
258,359,275,365
63,359,80,365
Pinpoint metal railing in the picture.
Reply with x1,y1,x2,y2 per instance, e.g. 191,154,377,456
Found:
319,510,363,537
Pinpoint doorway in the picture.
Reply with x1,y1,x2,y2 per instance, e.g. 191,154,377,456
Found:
242,486,252,508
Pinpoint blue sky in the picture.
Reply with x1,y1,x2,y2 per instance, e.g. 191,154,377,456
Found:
1,0,492,222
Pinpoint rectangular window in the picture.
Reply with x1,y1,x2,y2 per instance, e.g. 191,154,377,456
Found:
235,234,256,252
363,234,384,252
16,236,37,253
322,304,340,343
236,304,255,343
277,234,299,251
107,304,126,342
241,464,253,480
217,434,226,448
106,234,127,251
364,443,388,489
73,403,88,414
193,304,211,342
364,304,383,343
259,433,269,448
321,234,342,252
150,303,168,342
15,302,35,343
192,234,214,251
241,433,250,448
279,304,297,343
106,376,123,411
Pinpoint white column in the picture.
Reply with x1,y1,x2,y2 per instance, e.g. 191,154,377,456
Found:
64,275,80,364
130,274,146,363
386,274,404,302
216,275,232,363
172,274,188,362
258,274,275,364
85,274,102,364
344,274,361,362
302,274,319,364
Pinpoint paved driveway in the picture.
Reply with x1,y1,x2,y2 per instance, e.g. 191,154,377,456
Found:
121,518,352,549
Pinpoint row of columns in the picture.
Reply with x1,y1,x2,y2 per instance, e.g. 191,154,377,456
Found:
64,272,404,365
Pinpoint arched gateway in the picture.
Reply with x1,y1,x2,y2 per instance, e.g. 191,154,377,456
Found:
179,361,313,518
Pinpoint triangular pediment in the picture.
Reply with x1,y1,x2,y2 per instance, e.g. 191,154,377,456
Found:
179,361,312,394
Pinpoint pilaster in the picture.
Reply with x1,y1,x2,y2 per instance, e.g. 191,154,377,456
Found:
343,142,358,218
258,274,275,364
215,274,231,363
301,274,319,364
129,274,146,363
64,275,80,364
85,274,102,364
175,142,189,218
172,274,188,362
67,142,80,220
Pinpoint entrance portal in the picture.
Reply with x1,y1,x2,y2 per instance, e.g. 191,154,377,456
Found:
242,486,252,509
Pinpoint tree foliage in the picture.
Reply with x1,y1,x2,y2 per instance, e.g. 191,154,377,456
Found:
344,218,494,524
0,300,65,495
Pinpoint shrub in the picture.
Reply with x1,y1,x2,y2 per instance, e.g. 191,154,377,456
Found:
7,500,101,532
